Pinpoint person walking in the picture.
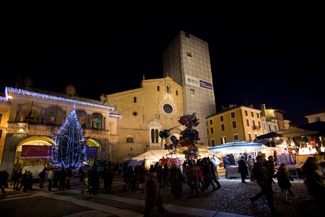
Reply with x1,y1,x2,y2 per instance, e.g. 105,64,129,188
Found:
137,165,147,193
58,168,66,191
102,166,114,194
0,170,9,195
250,155,278,216
248,155,254,181
186,161,198,198
299,157,325,215
211,155,220,179
169,163,183,199
39,167,46,189
208,158,221,189
79,166,85,182
273,163,294,202
12,169,22,190
47,169,54,192
238,156,248,183
144,172,167,217
66,167,73,190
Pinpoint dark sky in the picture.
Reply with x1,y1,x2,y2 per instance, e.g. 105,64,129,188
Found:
2,9,324,126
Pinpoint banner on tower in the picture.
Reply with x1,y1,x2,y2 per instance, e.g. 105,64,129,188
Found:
185,74,213,91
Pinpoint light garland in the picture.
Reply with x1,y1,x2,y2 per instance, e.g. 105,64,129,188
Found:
3,87,115,111
109,113,122,119
50,109,87,169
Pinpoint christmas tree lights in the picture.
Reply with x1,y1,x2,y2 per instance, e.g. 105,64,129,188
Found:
49,105,87,168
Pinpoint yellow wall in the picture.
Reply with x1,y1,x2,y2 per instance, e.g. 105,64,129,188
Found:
0,102,10,163
107,77,184,162
206,106,264,146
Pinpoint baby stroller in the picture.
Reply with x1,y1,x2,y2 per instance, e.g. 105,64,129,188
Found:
81,177,91,194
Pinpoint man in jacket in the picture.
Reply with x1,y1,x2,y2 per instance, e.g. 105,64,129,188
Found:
250,155,278,216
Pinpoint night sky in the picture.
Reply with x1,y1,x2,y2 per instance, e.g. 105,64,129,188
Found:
2,9,324,126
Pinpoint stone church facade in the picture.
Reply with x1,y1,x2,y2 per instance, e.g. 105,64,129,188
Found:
107,77,184,163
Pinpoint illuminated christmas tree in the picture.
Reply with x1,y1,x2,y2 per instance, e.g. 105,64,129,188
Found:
50,104,87,168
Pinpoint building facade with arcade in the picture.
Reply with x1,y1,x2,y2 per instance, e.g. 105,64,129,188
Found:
0,86,120,174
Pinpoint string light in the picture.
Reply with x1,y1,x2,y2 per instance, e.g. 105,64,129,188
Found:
50,107,87,169
2,87,115,111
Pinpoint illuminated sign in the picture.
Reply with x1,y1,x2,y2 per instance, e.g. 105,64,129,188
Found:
185,75,213,91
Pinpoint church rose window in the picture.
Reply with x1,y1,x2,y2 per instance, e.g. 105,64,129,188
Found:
163,104,173,114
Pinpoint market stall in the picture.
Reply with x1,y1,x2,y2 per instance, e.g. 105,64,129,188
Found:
132,150,184,169
208,141,265,178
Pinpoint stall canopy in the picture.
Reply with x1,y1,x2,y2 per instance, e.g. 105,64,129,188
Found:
297,121,325,136
255,132,283,140
132,150,183,161
208,141,263,153
277,127,318,138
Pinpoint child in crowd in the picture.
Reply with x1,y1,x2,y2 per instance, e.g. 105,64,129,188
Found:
274,163,294,202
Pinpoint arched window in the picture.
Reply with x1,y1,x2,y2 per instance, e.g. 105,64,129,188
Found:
151,129,155,143
155,129,158,143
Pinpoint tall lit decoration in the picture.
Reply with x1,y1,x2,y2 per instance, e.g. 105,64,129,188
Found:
179,112,200,160
50,104,87,168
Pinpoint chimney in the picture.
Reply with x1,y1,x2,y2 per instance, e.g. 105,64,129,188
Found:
261,104,266,116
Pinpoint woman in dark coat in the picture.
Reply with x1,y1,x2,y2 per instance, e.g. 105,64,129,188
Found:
144,172,166,217
274,163,294,202
238,156,248,183
169,163,183,199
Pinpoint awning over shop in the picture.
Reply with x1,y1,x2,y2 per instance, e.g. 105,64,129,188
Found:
297,121,325,136
255,132,283,140
132,150,183,161
277,127,318,138
208,141,263,154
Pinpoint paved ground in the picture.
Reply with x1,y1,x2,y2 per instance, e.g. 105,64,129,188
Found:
0,171,320,217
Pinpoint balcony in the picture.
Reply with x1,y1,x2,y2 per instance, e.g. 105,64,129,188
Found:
252,125,261,131
6,122,110,140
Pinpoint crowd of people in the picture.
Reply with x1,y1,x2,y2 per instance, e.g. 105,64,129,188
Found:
1,155,324,216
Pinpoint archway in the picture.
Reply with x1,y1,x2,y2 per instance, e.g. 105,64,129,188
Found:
15,136,56,168
85,139,101,166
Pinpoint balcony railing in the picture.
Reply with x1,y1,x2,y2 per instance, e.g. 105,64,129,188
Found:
6,122,110,140
252,125,261,131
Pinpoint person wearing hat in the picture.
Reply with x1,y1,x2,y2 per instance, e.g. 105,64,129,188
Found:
144,171,167,216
